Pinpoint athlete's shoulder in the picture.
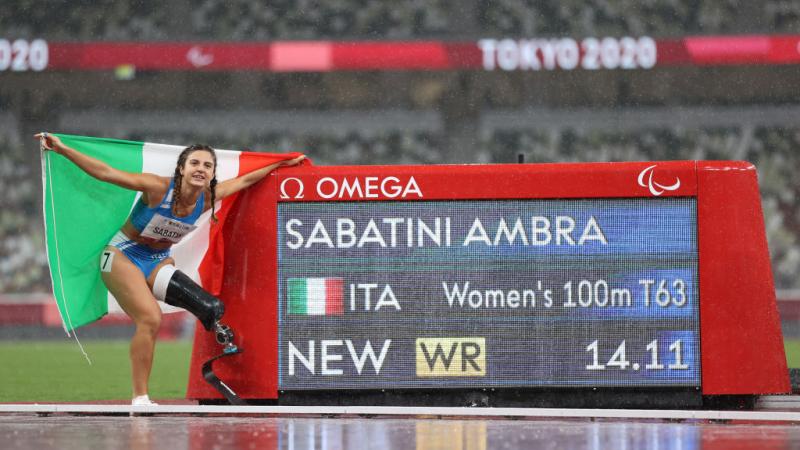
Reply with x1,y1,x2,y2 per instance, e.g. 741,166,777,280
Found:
141,175,172,207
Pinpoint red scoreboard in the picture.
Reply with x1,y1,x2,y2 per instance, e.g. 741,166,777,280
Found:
187,161,789,406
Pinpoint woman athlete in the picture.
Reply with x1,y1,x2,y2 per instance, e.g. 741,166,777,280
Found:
36,133,304,405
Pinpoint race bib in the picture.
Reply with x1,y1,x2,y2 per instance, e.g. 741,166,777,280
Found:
139,214,197,244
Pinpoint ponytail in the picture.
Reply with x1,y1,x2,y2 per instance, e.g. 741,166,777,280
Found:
209,177,218,223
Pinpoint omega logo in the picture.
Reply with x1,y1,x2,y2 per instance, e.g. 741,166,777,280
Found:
279,176,423,200
280,177,305,199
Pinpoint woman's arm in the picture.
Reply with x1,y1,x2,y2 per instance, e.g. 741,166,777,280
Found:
37,133,165,193
215,154,305,200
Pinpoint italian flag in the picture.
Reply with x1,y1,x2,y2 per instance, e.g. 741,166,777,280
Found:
42,134,302,332
287,277,343,315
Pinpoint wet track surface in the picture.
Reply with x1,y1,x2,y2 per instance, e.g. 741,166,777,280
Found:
1,414,799,450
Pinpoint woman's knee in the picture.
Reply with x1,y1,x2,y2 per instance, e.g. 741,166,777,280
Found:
135,310,162,335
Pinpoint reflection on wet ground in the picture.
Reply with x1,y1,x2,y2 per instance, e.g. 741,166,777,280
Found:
1,415,797,450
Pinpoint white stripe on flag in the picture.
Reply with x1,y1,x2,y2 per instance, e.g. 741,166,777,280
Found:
141,142,184,176
306,278,327,315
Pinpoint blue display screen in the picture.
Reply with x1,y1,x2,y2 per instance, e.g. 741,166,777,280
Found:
277,199,699,389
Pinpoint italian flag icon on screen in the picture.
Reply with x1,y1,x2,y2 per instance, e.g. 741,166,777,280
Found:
287,277,344,315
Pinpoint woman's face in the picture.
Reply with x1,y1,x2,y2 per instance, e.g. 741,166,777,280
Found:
181,150,215,188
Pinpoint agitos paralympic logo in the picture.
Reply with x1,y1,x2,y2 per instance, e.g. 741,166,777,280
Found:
637,165,681,196
280,176,423,200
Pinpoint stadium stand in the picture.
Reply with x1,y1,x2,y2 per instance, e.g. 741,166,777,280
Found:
55,108,445,165
766,0,800,32
4,114,800,293
191,0,450,39
476,0,743,37
1,0,449,40
1,0,171,41
748,127,800,291
478,123,800,290
0,138,49,293
121,129,445,166
2,0,797,40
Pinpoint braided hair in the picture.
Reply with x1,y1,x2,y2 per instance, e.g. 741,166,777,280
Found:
172,144,219,223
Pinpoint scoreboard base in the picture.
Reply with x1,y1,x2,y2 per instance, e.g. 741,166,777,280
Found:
273,388,705,410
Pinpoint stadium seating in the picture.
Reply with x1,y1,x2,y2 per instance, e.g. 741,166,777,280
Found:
2,0,796,40
2,123,799,293
480,125,800,290
1,0,449,40
477,0,743,36
135,130,445,165
765,0,800,32
1,0,170,41
0,138,49,293
191,0,450,39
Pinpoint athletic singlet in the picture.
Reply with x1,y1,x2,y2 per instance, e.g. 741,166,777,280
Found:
129,179,205,245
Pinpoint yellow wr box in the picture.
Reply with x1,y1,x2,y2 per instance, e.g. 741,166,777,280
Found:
415,337,486,377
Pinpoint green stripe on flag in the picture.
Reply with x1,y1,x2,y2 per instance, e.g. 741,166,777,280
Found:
287,278,307,315
44,134,145,330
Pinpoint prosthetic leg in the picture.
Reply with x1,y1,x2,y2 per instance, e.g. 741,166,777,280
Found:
153,266,245,405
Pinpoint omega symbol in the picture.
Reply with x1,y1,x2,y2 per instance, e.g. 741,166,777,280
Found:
280,177,305,199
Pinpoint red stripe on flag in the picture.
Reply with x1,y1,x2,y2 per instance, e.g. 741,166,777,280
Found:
325,278,343,315
198,195,236,296
238,151,304,177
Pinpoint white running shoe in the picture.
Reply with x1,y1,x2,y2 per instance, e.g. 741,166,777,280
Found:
131,395,158,406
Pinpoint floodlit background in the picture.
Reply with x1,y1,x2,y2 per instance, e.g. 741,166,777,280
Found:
1,0,799,400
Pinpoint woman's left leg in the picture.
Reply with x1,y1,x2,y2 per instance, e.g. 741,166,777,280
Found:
100,248,164,398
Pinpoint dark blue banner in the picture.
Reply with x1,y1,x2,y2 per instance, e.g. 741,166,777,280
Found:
277,198,699,390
